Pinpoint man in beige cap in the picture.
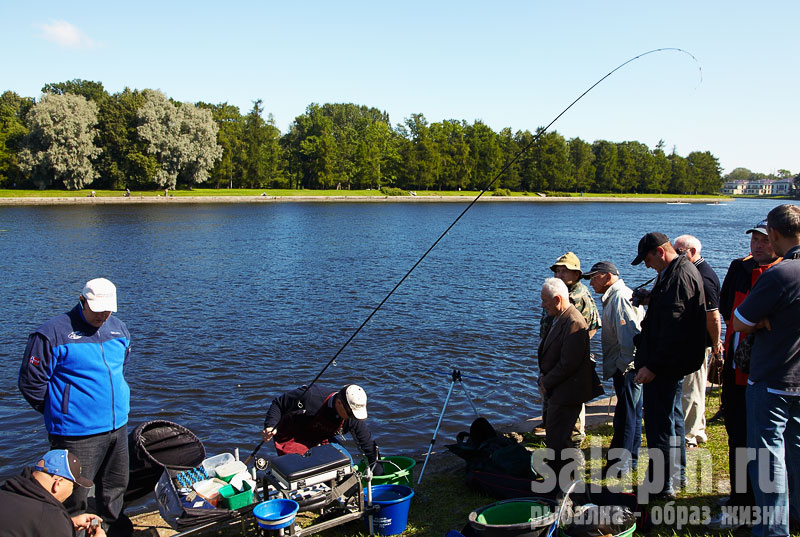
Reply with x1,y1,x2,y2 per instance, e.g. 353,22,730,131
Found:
19,278,132,535
536,252,601,443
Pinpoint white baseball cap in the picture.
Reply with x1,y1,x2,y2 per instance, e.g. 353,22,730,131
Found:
82,278,117,312
339,384,368,420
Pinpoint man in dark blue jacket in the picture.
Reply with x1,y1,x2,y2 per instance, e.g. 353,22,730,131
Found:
19,278,131,535
261,384,381,471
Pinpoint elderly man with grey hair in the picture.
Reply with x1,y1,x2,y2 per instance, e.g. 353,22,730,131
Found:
673,234,722,449
583,261,645,476
537,278,603,486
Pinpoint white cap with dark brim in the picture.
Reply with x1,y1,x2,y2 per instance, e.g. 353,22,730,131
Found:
340,384,368,420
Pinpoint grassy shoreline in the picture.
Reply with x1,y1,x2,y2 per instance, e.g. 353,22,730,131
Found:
0,189,733,205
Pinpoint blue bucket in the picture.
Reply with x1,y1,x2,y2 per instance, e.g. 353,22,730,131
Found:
253,499,299,530
364,484,415,536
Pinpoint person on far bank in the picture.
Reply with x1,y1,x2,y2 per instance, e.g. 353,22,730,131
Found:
732,204,800,537
261,384,383,474
583,261,644,476
0,449,106,537
18,278,132,536
631,233,706,500
536,252,601,445
673,235,723,449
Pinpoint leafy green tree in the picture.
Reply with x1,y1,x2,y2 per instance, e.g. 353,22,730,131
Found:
592,140,619,192
724,167,753,182
616,142,638,192
667,149,689,193
567,137,595,193
645,140,670,193
514,130,540,192
687,151,722,194
198,101,245,188
536,131,569,191
465,121,502,190
42,79,107,103
0,91,33,187
397,113,439,190
19,93,101,189
318,103,392,189
240,100,285,188
94,88,157,189
495,127,520,191
428,119,471,190
360,119,400,189
137,90,223,188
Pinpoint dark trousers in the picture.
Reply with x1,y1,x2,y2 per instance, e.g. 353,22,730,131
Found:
609,369,643,470
50,425,129,523
643,376,685,494
545,400,584,488
721,363,754,507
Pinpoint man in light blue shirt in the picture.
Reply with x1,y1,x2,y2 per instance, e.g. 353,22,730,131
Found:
584,261,645,476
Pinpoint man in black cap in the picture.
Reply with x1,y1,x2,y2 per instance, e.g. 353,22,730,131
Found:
631,232,706,500
0,449,106,536
583,261,645,476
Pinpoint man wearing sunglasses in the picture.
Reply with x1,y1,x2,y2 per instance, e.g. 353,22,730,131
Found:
0,449,106,536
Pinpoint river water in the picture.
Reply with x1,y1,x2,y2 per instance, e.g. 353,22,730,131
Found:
0,198,792,484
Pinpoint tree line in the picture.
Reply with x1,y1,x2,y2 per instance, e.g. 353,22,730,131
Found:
0,79,726,193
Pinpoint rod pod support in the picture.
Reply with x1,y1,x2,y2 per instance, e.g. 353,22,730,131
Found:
417,368,481,484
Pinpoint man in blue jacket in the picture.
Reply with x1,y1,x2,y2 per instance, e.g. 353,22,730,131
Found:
19,278,132,535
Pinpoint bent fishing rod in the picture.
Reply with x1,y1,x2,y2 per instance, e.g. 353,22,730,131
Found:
296,48,700,396
255,49,699,418
244,48,700,463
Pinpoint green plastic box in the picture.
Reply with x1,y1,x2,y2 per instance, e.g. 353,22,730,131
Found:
219,480,253,510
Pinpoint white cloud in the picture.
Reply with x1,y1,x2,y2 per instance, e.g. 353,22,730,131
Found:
36,20,98,49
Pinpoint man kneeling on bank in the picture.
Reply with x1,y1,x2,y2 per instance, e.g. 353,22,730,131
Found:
261,384,383,474
0,449,106,536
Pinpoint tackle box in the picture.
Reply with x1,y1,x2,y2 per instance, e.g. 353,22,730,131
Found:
268,444,353,491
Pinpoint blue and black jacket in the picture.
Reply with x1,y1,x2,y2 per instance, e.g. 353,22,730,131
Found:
18,304,131,436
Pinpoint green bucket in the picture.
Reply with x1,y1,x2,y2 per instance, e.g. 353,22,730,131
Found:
476,499,552,525
468,498,558,536
358,456,417,487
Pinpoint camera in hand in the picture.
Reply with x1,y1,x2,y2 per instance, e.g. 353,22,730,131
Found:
631,287,650,307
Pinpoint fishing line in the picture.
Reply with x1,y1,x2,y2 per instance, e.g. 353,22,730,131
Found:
301,47,702,395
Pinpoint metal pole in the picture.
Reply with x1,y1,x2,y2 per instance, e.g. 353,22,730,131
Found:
417,379,456,484
459,379,480,418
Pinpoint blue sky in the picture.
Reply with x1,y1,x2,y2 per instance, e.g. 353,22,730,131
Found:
2,1,798,175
